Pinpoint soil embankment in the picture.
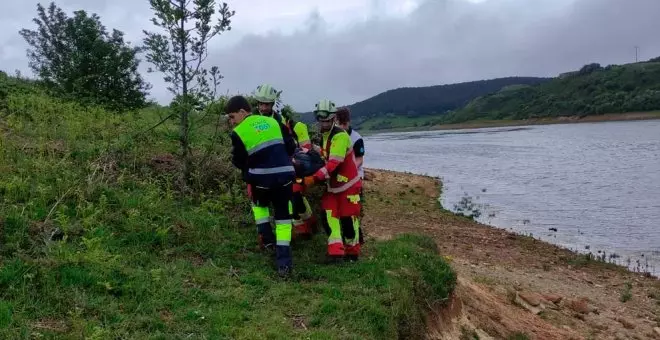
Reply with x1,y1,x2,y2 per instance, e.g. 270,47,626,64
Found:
362,169,660,340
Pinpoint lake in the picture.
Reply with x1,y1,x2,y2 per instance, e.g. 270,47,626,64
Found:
364,120,660,276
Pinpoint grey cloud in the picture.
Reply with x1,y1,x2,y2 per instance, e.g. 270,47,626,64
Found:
210,0,660,111
0,0,303,103
2,0,660,111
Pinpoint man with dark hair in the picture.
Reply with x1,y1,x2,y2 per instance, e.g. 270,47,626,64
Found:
225,95,296,277
335,107,366,244
253,83,285,122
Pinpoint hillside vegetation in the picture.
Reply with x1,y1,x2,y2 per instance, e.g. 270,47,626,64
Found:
0,72,456,338
443,60,660,124
312,59,660,133
300,77,550,126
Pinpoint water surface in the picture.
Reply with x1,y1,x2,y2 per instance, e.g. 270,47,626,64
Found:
365,120,660,275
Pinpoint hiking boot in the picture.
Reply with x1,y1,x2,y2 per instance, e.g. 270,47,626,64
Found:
327,243,345,257
345,244,361,257
345,254,359,262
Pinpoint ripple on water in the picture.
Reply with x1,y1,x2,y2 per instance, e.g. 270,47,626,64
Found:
366,120,660,276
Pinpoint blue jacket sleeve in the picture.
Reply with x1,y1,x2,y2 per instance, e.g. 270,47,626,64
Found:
231,131,248,179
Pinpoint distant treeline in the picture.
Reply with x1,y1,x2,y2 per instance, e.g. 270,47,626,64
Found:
302,57,660,130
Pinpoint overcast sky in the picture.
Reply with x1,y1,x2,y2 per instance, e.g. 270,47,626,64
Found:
1,0,659,110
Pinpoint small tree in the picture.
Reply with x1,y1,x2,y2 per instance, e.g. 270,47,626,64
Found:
143,0,235,185
19,2,150,111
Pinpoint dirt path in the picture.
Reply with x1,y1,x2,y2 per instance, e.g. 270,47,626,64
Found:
362,169,660,340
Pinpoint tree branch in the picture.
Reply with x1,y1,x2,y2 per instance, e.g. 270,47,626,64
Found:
133,112,177,138
196,113,226,170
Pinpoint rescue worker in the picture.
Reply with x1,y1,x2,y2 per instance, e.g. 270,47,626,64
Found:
280,105,312,149
280,105,316,238
335,107,366,245
303,99,362,261
254,84,316,238
249,84,298,233
254,83,286,124
225,95,297,277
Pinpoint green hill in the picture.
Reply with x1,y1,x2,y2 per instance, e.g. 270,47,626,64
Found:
299,77,550,128
299,58,660,133
440,59,660,124
0,71,455,338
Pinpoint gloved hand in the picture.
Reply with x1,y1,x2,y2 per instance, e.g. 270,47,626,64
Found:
303,176,316,186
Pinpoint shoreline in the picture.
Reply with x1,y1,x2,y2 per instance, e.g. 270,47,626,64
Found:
362,169,660,339
361,111,660,135
444,187,659,280
435,185,660,278
369,168,658,279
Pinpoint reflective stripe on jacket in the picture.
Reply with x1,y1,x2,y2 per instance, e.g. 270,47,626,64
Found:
316,125,361,193
233,115,295,188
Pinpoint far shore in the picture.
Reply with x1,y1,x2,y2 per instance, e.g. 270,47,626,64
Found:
361,111,660,135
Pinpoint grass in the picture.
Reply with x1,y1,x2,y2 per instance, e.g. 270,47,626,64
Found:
648,287,660,304
0,75,456,338
358,115,438,133
560,251,632,274
620,282,633,303
0,231,455,339
507,332,531,340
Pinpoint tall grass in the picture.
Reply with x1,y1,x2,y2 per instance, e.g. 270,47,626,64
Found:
0,75,456,338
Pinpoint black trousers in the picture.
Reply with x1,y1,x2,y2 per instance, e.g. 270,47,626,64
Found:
251,183,294,268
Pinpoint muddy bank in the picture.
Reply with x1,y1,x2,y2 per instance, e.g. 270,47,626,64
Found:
362,169,660,340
